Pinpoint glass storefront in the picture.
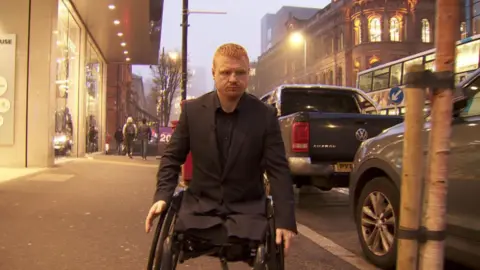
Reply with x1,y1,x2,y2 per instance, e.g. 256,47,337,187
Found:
54,1,81,157
85,42,102,153
52,0,105,158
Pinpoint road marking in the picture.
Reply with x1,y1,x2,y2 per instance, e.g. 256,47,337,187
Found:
297,223,380,270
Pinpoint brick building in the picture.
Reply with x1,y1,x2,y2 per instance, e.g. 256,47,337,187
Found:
254,0,465,97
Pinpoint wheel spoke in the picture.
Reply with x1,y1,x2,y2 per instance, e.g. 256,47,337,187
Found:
379,228,391,252
371,227,382,252
368,193,380,215
384,215,395,225
361,216,376,226
362,206,378,220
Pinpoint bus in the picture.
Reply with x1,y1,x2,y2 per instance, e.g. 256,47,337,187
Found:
356,34,480,115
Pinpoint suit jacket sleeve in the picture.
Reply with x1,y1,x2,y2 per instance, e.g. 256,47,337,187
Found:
264,107,298,233
154,102,191,205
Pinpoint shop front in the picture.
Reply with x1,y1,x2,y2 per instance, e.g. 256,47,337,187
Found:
0,0,160,168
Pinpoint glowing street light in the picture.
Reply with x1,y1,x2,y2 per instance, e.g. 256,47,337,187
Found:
290,32,305,45
168,51,179,60
289,31,307,73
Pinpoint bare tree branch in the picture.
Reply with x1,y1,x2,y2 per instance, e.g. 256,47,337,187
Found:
149,48,183,126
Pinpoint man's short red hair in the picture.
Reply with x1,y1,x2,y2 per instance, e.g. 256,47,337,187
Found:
213,43,249,68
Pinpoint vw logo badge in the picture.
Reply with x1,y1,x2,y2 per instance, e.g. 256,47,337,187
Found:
355,128,368,141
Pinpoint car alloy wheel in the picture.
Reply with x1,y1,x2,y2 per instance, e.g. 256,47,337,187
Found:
360,191,396,256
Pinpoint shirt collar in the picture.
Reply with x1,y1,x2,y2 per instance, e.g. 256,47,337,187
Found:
214,91,246,112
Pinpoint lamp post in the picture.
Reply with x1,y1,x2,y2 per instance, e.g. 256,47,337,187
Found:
289,31,307,74
180,0,226,100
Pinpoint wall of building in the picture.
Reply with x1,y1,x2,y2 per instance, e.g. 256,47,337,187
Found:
106,63,132,139
0,0,107,168
0,0,32,167
255,0,465,97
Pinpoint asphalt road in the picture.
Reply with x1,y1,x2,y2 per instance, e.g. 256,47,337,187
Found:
0,155,475,270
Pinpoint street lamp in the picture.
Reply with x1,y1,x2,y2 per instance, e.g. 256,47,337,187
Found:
180,0,227,100
289,31,307,74
168,51,179,61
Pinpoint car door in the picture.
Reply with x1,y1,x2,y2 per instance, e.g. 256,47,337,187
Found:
446,75,480,260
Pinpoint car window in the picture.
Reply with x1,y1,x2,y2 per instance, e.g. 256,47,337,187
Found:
460,76,480,117
355,93,377,113
280,88,360,116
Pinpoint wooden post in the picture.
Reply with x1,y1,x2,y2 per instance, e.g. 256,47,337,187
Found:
396,64,427,270
419,0,459,268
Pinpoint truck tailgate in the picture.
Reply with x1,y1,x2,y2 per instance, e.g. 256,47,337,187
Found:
308,113,403,162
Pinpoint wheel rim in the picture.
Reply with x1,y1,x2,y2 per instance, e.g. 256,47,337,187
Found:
360,191,396,256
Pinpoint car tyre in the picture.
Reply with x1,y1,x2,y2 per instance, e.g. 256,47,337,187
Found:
355,176,399,269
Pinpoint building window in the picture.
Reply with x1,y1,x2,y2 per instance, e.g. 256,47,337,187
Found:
369,17,382,42
336,67,343,85
338,31,344,50
390,17,401,41
354,19,362,45
267,28,272,41
421,19,431,43
461,22,467,39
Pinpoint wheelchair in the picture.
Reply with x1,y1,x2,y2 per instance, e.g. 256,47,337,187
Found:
146,189,285,270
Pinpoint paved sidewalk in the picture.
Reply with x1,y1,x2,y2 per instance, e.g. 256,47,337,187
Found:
0,158,361,270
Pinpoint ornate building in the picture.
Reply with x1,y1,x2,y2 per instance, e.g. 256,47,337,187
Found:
255,0,465,97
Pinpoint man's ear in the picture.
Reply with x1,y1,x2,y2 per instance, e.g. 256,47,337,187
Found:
211,68,215,78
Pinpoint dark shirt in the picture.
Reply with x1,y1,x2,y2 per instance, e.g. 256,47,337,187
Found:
214,93,241,170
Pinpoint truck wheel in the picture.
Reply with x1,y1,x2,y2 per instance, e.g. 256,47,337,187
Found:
355,176,399,269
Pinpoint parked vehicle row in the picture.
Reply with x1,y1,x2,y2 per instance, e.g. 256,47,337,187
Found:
350,68,480,269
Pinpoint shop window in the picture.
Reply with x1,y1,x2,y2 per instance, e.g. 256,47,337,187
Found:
354,18,362,45
85,42,103,153
390,17,401,41
369,17,382,42
421,19,431,43
54,1,81,157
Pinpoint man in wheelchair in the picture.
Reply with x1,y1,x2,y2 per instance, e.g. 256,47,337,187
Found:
145,43,297,269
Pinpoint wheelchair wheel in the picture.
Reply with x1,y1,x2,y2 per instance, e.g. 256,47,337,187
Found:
147,191,184,270
266,222,285,270
146,207,176,270
265,197,285,270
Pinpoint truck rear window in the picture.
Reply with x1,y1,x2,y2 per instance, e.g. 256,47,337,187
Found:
280,88,361,116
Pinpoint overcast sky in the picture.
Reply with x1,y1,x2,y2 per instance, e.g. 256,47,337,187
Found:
135,0,329,92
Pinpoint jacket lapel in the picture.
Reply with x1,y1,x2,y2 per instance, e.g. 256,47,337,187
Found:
201,93,222,173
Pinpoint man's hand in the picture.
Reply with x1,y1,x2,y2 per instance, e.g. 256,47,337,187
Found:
145,200,167,233
276,228,296,256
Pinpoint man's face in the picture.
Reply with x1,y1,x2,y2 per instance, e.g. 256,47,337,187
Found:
212,55,249,100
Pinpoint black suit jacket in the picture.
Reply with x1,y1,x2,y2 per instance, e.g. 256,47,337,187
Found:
154,91,297,237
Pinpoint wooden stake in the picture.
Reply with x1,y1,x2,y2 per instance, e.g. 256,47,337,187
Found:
419,0,459,268
396,64,427,270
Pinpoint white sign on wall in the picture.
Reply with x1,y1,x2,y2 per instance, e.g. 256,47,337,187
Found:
0,34,16,145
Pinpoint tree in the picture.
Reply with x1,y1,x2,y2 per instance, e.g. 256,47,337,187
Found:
150,48,182,127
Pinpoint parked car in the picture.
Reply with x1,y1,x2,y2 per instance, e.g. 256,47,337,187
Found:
260,84,404,190
349,69,480,269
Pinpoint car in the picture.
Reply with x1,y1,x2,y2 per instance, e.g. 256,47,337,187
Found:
349,68,480,269
260,84,403,191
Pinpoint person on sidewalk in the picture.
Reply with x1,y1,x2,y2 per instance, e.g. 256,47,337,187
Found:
146,43,297,257
137,118,152,160
122,117,137,158
114,127,124,155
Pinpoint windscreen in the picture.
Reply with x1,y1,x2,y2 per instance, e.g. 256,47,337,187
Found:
280,88,361,116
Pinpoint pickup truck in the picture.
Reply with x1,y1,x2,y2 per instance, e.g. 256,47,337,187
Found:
260,84,403,190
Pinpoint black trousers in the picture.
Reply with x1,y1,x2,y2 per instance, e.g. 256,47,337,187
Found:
181,224,260,262
124,135,134,156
